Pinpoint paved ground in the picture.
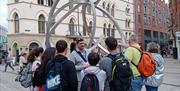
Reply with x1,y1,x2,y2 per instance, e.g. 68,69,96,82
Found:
0,58,180,91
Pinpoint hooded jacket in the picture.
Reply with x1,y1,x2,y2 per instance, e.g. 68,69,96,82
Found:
45,54,78,91
80,66,107,91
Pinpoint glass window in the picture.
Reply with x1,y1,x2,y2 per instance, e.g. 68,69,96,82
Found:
107,24,111,37
103,23,107,37
111,5,115,16
69,18,75,36
14,13,19,33
38,14,46,33
38,0,44,5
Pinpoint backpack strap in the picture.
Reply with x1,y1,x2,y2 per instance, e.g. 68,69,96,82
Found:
75,50,87,62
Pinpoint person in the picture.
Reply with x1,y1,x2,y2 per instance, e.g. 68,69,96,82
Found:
69,38,90,84
81,52,107,91
27,48,43,91
99,37,120,91
33,47,56,91
124,33,144,91
70,42,76,53
45,40,78,91
4,51,15,72
19,52,27,70
145,42,165,91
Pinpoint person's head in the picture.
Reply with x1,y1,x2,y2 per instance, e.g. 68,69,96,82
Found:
37,47,44,56
128,33,138,46
88,52,100,66
39,47,56,74
27,48,39,62
147,42,160,53
56,40,68,55
21,52,27,57
70,42,76,53
105,37,118,51
76,38,85,51
41,47,56,63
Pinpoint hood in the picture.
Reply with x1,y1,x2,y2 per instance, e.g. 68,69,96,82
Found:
53,54,68,62
84,66,101,75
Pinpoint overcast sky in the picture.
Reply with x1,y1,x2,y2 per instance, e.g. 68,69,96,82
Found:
0,0,169,29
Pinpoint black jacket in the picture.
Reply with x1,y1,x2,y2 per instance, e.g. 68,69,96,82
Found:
45,54,78,91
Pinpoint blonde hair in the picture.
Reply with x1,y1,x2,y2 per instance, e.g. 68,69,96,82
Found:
128,33,138,44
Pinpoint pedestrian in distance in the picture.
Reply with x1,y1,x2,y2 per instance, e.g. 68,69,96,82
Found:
45,40,78,91
145,42,165,91
4,51,15,72
80,52,107,91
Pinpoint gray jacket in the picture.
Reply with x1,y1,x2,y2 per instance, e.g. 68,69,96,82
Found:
145,53,165,87
81,66,107,91
99,56,112,91
68,49,90,81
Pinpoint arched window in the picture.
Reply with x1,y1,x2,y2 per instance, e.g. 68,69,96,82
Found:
15,0,19,3
14,13,19,33
89,21,92,34
87,6,91,14
103,23,107,37
112,25,115,37
29,42,39,51
107,4,110,13
38,0,44,5
111,5,115,16
102,2,106,16
38,14,46,33
48,0,53,6
107,24,111,37
69,18,75,36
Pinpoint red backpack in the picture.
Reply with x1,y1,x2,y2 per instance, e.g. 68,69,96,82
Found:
131,46,156,77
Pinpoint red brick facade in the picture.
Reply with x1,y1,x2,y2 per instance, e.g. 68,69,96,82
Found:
135,0,170,49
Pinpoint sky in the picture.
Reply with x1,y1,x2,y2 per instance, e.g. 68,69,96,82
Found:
0,0,169,29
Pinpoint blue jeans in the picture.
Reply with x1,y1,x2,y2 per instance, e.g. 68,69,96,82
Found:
128,76,144,91
145,85,158,91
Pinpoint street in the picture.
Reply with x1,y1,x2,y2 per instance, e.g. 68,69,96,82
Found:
0,58,180,91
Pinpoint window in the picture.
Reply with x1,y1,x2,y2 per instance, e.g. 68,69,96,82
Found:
103,23,107,37
15,0,19,3
88,21,92,35
48,0,53,6
126,5,130,14
69,18,75,36
103,2,106,16
111,5,115,16
83,25,86,36
87,6,91,14
14,13,19,33
112,25,115,37
125,32,128,39
38,14,45,33
138,4,140,12
38,0,44,5
144,16,148,24
127,20,130,28
107,24,111,37
107,4,110,13
138,15,141,23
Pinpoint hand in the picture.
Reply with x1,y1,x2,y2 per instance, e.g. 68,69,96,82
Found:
83,65,90,69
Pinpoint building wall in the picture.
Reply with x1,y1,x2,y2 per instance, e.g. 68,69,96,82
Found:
7,0,135,54
0,25,8,50
135,0,170,49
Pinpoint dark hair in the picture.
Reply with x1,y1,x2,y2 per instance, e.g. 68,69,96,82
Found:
56,40,68,53
76,38,84,44
70,42,76,53
27,48,42,63
38,47,44,54
105,37,118,50
39,47,56,75
147,42,159,53
88,52,100,66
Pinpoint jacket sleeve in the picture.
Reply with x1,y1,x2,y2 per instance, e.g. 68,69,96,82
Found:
67,61,78,91
99,57,112,81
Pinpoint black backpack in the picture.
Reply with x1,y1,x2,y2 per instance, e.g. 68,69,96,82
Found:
80,73,99,91
33,66,45,87
107,53,132,91
45,59,67,91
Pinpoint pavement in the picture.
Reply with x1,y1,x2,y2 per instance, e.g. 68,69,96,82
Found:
0,58,180,91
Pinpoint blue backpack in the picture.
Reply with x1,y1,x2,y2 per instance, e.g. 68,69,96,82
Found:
80,73,99,91
45,59,67,91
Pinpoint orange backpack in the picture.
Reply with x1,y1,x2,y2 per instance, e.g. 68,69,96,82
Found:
131,46,156,77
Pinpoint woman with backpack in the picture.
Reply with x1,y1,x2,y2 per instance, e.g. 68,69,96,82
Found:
145,42,165,91
26,47,43,91
33,47,56,91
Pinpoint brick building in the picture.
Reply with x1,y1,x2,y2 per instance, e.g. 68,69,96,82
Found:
135,0,170,49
